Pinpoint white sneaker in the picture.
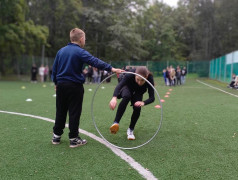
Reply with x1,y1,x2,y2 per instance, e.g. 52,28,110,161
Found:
127,128,135,140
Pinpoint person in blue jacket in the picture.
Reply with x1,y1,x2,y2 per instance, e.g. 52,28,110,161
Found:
109,67,155,140
51,28,123,148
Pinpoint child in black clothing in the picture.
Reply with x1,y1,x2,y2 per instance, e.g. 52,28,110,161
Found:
176,68,182,85
109,67,155,140
227,74,236,88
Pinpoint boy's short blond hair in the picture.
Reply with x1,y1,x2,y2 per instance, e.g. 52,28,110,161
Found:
70,28,84,42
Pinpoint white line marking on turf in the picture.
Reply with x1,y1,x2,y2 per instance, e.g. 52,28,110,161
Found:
196,80,238,98
0,110,157,180
182,87,210,89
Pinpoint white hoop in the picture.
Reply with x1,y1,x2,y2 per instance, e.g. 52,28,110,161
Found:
91,71,163,150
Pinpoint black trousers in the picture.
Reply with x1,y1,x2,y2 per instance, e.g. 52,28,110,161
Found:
114,86,142,130
177,77,181,85
53,82,84,139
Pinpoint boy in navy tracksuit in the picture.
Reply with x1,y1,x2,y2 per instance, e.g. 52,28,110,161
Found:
51,28,123,148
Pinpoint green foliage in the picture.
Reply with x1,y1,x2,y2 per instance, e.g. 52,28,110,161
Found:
2,0,238,75
27,0,82,56
173,0,238,60
136,2,187,61
0,0,49,75
82,0,148,61
214,0,238,55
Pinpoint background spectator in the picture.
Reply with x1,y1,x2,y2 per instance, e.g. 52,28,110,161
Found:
162,69,167,85
83,66,88,83
44,65,49,82
181,67,187,84
170,66,176,86
31,63,38,83
176,67,182,85
93,67,99,83
39,64,45,83
227,73,236,88
87,65,93,84
166,67,170,86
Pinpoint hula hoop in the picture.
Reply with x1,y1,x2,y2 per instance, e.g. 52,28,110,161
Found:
91,71,163,150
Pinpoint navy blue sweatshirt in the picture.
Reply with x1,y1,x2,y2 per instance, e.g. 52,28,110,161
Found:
52,43,112,85
113,70,155,105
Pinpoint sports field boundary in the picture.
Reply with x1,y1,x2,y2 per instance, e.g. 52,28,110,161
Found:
0,110,157,180
196,79,238,98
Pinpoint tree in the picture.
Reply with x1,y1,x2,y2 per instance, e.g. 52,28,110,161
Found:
136,1,187,61
27,0,148,61
214,0,238,55
27,0,82,57
81,0,148,61
0,0,49,75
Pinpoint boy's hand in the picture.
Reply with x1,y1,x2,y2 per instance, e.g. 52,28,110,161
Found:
111,68,124,74
109,97,117,110
134,101,145,107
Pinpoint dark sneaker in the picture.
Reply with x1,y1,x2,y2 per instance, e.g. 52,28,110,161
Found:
52,134,61,145
69,137,87,148
110,123,119,134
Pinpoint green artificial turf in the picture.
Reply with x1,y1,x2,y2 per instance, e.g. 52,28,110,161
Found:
0,77,238,179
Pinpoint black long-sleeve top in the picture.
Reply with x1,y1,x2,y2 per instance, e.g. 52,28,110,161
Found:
113,70,155,105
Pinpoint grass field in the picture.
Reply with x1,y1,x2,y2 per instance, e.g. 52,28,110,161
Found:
0,76,238,180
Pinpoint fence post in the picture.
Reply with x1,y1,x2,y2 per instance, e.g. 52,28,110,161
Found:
209,60,211,79
46,57,48,66
231,51,234,80
224,57,226,82
215,58,217,79
32,55,35,65
186,61,189,76
209,59,213,79
219,57,221,81
41,44,45,65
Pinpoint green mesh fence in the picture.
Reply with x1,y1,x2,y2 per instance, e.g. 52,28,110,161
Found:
18,55,54,75
9,55,210,78
109,60,209,77
209,51,238,83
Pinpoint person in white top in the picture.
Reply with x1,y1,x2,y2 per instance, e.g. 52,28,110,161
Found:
39,64,45,82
